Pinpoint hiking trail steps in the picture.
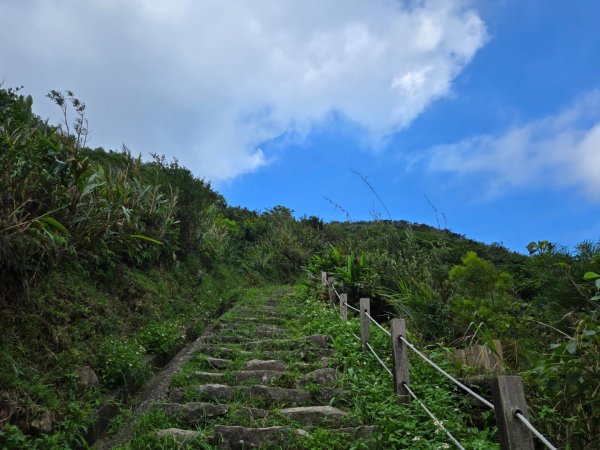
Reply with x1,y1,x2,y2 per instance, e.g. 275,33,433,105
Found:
99,288,376,449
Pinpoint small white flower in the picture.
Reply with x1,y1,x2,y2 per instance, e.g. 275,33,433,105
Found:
412,436,421,441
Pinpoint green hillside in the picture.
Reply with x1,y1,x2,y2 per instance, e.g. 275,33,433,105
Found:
1,87,598,448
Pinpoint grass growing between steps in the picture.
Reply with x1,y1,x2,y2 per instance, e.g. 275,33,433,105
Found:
289,285,500,450
117,285,499,449
0,260,245,449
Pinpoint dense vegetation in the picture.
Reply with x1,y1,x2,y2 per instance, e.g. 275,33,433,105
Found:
1,86,598,448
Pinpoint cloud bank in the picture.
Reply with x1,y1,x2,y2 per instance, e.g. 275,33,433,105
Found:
0,0,487,181
427,91,600,200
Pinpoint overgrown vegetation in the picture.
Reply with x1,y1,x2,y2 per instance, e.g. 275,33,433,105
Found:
1,86,599,448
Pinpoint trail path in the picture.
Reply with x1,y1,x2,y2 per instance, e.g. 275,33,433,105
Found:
98,287,375,449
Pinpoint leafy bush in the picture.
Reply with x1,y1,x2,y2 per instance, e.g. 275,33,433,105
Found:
95,338,150,388
137,322,186,356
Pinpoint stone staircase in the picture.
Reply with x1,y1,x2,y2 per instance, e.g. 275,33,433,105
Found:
154,295,375,449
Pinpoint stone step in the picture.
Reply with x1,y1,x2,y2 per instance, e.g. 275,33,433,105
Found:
207,357,232,369
234,334,331,351
196,346,333,362
234,370,285,384
193,371,227,381
156,428,201,443
280,405,353,427
221,317,286,326
195,384,311,405
296,368,337,388
211,425,293,450
159,402,228,424
245,359,287,371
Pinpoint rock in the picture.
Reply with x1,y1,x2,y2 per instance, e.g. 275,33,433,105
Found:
196,346,236,359
235,370,284,384
160,402,228,423
313,387,351,403
207,357,232,369
320,357,334,368
305,334,330,348
197,384,243,401
297,368,336,387
212,425,291,450
76,366,99,389
249,385,310,405
234,407,270,420
168,388,184,403
280,406,349,426
193,371,227,381
156,428,201,442
245,359,287,371
30,411,53,433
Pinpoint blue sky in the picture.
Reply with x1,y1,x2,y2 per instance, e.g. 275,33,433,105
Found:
1,0,599,252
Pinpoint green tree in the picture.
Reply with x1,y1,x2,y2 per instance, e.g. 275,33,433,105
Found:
449,251,509,301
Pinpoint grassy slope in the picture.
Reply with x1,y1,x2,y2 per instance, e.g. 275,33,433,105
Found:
0,259,245,449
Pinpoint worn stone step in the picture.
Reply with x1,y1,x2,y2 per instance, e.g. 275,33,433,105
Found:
194,384,311,405
221,317,286,326
236,334,331,351
205,334,252,344
207,357,232,369
245,359,287,371
156,428,201,443
193,371,227,381
296,368,337,388
160,402,228,423
234,370,284,384
211,425,292,450
280,405,352,427
196,346,333,363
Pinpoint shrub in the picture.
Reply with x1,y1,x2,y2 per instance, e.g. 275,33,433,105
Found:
95,338,150,388
136,322,186,356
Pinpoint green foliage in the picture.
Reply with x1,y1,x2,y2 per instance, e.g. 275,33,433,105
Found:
137,322,186,356
96,338,150,388
449,251,507,301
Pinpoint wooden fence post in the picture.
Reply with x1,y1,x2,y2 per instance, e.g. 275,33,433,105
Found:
340,293,348,321
390,318,410,404
359,298,370,351
321,271,328,286
491,376,534,450
327,277,336,305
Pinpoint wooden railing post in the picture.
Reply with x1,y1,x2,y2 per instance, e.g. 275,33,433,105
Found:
359,298,370,351
340,293,348,321
321,271,328,286
327,277,336,305
390,318,410,404
491,376,534,450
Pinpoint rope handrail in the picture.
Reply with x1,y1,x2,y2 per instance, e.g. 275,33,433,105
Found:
365,342,393,377
347,303,360,312
322,274,555,449
515,411,557,450
403,383,466,450
332,285,342,301
399,336,495,410
365,311,392,337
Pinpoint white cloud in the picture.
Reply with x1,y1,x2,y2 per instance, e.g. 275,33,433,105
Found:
0,0,487,182
427,91,600,199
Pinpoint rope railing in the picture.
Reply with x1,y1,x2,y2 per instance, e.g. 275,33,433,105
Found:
399,336,494,410
515,411,558,450
320,272,558,450
403,383,467,450
365,341,393,377
346,303,360,313
365,311,392,337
